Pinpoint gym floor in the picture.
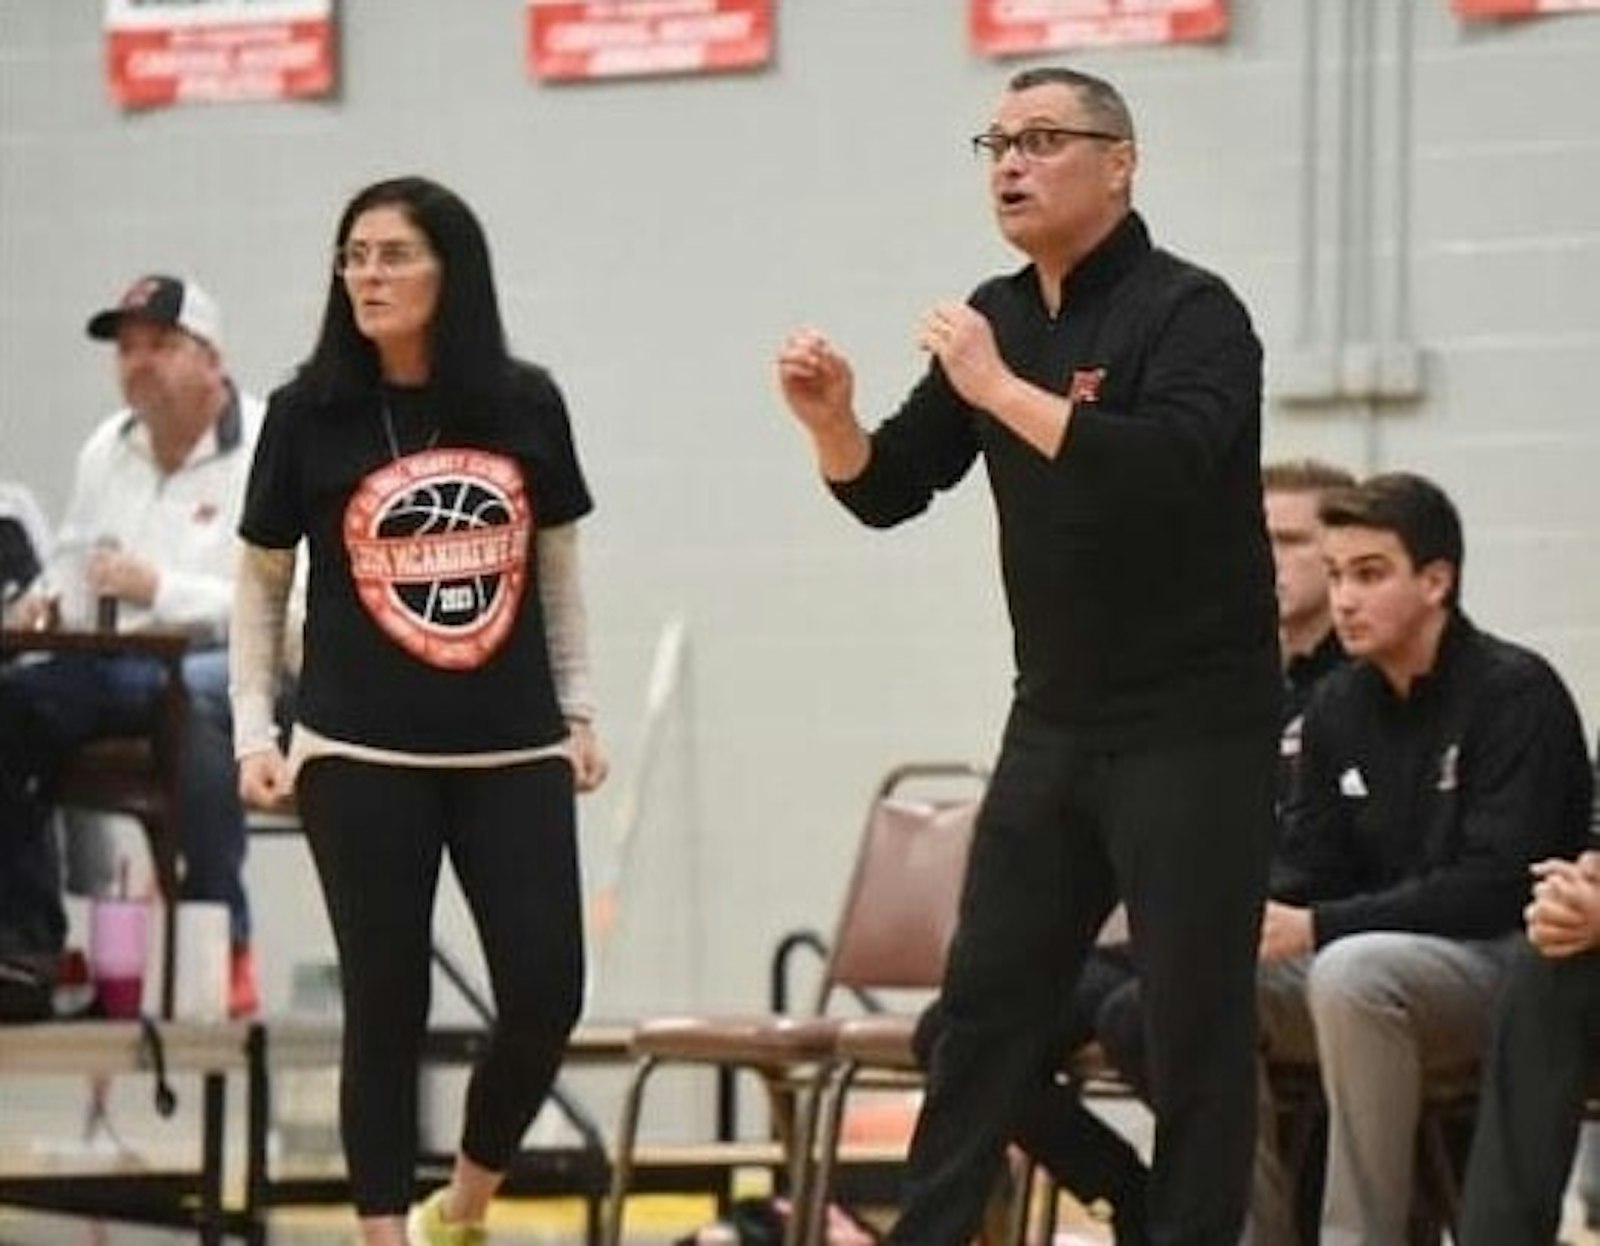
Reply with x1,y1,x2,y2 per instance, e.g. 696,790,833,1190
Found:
2,1081,1597,1244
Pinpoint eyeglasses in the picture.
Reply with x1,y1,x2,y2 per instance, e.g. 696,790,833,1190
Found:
971,126,1127,163
334,240,434,277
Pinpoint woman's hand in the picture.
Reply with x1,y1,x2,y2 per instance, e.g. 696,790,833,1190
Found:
239,749,294,811
567,720,609,793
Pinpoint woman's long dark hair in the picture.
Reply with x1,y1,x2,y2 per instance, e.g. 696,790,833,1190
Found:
298,176,514,424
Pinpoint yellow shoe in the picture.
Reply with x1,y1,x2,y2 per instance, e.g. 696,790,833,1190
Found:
405,1188,487,1245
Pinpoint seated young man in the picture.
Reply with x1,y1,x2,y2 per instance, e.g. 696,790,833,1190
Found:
1253,471,1593,1246
1458,752,1600,1246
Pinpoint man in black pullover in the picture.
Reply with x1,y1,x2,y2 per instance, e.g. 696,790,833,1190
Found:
777,66,1279,1245
903,459,1357,1240
1256,472,1592,1246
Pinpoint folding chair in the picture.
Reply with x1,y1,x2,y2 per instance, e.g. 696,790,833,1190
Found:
806,906,1134,1246
602,761,986,1246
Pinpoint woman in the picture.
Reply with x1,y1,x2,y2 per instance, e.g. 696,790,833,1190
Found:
231,175,607,1246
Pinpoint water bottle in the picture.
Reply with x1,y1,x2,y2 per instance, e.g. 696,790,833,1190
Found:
92,536,121,633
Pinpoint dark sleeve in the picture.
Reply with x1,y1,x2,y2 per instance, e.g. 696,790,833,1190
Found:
1589,731,1600,845
1313,664,1591,943
1271,687,1361,905
829,361,981,529
1060,279,1262,499
520,366,593,529
238,385,306,550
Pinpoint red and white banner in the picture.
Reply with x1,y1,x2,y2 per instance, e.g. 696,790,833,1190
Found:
970,0,1228,56
528,0,772,82
104,0,335,110
1452,0,1600,17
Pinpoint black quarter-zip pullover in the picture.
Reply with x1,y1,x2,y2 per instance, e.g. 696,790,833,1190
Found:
833,211,1279,746
1274,613,1593,944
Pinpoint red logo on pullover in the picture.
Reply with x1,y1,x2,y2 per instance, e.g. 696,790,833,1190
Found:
1067,367,1106,404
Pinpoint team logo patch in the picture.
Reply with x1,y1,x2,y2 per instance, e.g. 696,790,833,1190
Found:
1067,367,1106,404
119,276,163,311
1279,713,1304,758
1436,743,1460,793
344,448,532,670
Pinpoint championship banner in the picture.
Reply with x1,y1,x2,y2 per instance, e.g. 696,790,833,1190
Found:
970,0,1228,56
1452,0,1600,16
528,0,773,82
104,0,335,110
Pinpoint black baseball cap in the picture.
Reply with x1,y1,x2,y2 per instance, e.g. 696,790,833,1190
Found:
86,274,222,349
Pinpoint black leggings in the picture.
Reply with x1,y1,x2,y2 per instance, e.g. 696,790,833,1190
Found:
296,755,583,1216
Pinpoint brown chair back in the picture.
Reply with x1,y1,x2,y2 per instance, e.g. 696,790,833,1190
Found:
60,738,172,821
815,762,984,1008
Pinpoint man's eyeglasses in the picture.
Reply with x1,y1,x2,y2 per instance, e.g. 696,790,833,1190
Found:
334,240,434,277
971,126,1127,163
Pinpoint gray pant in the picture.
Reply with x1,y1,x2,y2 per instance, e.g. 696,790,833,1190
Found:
1253,930,1517,1246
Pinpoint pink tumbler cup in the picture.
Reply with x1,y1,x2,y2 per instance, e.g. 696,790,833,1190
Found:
89,898,149,1019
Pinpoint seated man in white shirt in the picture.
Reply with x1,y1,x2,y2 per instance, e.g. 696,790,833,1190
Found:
1,275,265,1016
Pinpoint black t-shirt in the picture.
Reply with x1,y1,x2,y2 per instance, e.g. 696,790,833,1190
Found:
240,362,592,754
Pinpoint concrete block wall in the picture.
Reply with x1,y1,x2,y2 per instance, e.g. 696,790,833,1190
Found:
4,3,1597,1064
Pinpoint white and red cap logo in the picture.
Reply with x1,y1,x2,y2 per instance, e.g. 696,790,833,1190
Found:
344,448,532,669
86,274,223,349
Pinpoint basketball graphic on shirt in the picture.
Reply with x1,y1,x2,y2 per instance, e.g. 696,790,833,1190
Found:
344,448,533,669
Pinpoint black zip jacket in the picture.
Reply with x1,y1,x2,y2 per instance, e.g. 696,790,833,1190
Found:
1277,628,1347,813
832,211,1279,746
1273,614,1593,944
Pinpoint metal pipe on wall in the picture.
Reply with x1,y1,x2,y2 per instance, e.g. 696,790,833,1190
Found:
1279,0,1423,437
